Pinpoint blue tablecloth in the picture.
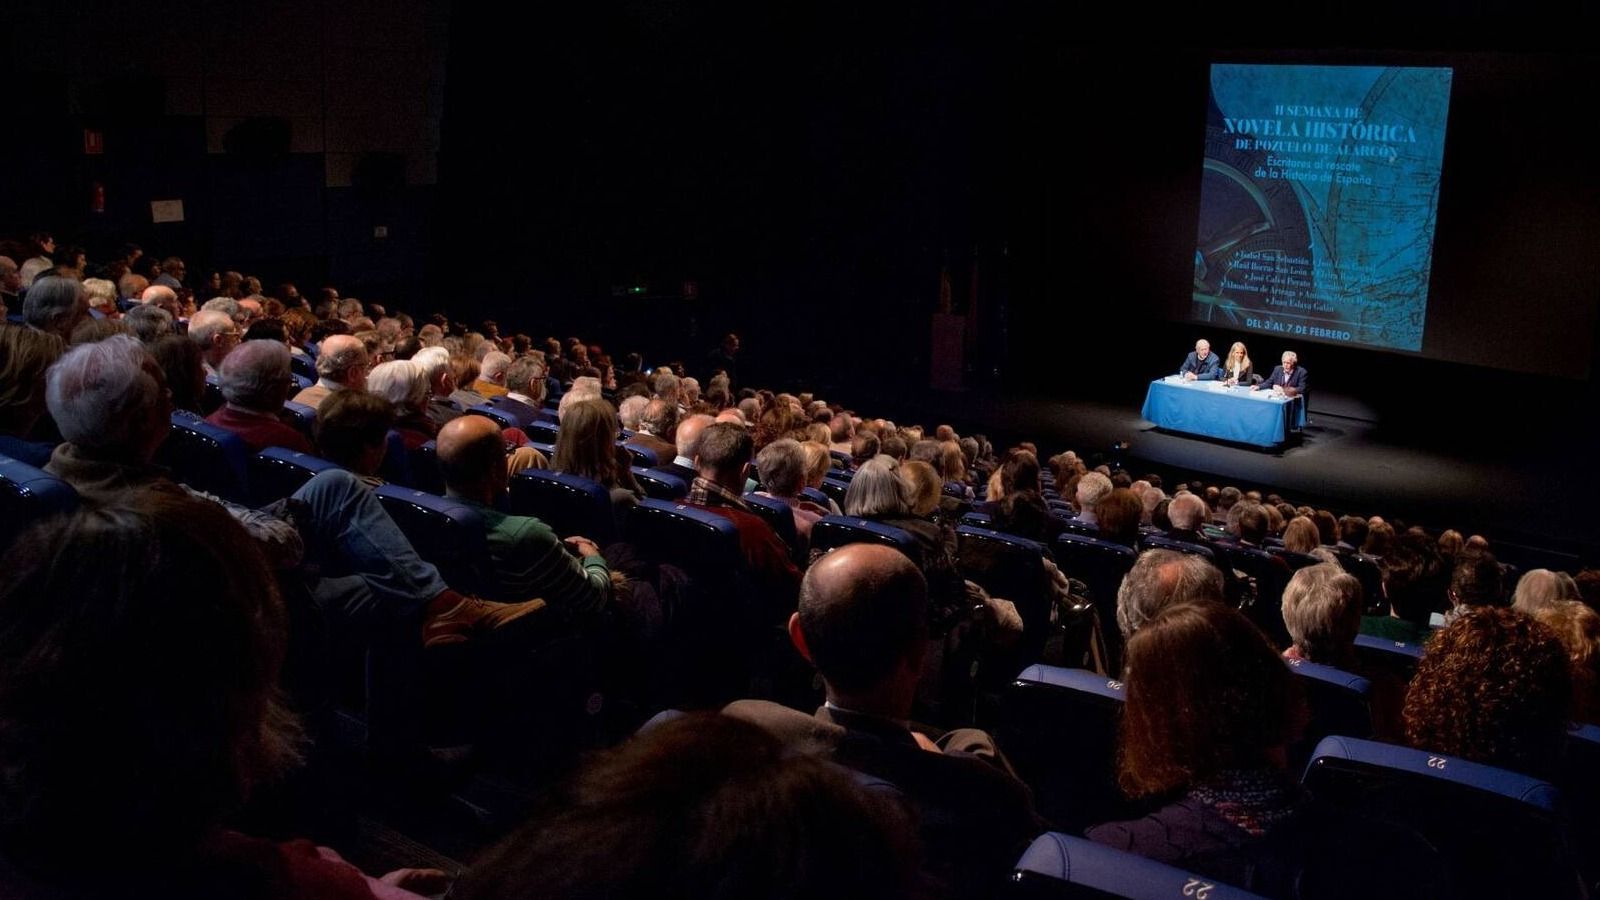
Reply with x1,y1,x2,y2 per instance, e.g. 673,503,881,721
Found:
1140,377,1306,447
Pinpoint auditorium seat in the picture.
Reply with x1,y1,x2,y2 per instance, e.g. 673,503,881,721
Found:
202,372,224,415
941,481,967,499
281,400,318,436
819,475,849,507
632,465,687,500
829,449,851,467
0,453,78,550
408,440,445,495
1055,516,1099,538
1353,632,1427,683
375,429,415,487
810,516,917,556
156,412,252,504
625,499,742,573
1284,657,1373,769
290,372,314,391
956,525,1055,669
1561,724,1600,887
1053,533,1137,673
799,486,831,508
249,446,342,506
373,484,490,592
1012,832,1267,900
465,403,517,430
1331,547,1385,612
290,353,316,382
961,510,994,528
1218,543,1293,647
519,420,560,445
1270,547,1323,570
485,394,538,428
1137,532,1216,562
998,665,1134,832
508,469,619,546
620,442,659,467
742,492,800,558
1301,735,1585,900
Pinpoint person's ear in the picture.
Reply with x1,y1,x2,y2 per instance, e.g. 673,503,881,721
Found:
787,612,812,662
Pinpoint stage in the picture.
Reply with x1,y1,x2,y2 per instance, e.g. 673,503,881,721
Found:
836,383,1594,570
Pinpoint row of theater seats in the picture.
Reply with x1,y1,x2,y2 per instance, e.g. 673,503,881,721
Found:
999,661,1600,898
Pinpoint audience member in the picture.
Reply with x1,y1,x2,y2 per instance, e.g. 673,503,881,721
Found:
367,359,435,450
754,437,829,552
1361,533,1448,644
294,334,369,410
22,275,89,341
553,398,643,527
627,397,678,462
687,422,801,600
206,339,313,453
1114,549,1224,643
147,333,208,415
1279,563,1363,670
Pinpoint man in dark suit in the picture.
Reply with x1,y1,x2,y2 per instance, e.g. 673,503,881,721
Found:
1256,349,1308,397
724,543,1042,899
1179,338,1221,381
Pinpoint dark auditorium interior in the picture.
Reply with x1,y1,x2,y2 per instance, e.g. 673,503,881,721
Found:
3,2,1600,898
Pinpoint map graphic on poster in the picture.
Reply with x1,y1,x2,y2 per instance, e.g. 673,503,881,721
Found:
1192,64,1453,353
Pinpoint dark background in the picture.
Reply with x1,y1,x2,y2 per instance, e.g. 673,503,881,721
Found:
6,2,1600,426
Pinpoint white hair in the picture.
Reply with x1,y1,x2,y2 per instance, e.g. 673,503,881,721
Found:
617,395,649,431
558,376,603,423
367,359,428,409
1167,492,1207,530
1512,569,1566,616
412,346,451,384
82,278,117,310
46,335,162,450
1076,471,1113,511
1280,563,1363,663
480,351,512,383
842,456,910,518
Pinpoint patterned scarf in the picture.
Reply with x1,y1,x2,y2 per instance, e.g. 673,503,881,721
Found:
1188,768,1303,837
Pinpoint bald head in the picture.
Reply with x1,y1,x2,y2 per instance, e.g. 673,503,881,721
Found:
436,414,506,502
140,285,180,317
675,413,715,460
316,334,369,389
793,544,928,709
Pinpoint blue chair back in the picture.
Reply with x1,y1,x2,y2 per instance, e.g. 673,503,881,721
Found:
0,454,78,549
407,440,445,495
1013,832,1267,900
620,442,659,467
634,466,688,500
1056,516,1099,538
1285,658,1373,767
1219,543,1293,646
156,413,252,503
829,449,851,467
960,510,993,528
290,372,314,391
1053,532,1138,672
624,498,741,573
249,447,342,506
375,429,414,487
1354,632,1426,660
810,516,916,556
826,466,854,483
956,525,1053,658
1563,724,1600,888
485,394,539,428
373,485,490,592
1301,736,1582,899
799,486,830,508
281,400,317,437
1001,665,1130,833
521,421,560,444
466,403,517,430
202,373,224,415
819,476,849,507
742,493,799,556
1272,547,1323,570
290,353,317,381
509,469,618,545
1138,532,1217,561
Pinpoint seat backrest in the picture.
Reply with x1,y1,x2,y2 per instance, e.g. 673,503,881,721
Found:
0,453,78,550
819,476,849,507
281,400,317,437
509,469,618,545
156,412,252,503
624,498,741,572
1332,548,1385,612
620,442,659,467
521,421,560,445
960,510,994,528
290,372,314,391
376,429,414,487
1012,832,1268,900
249,447,342,506
1220,543,1293,646
1285,658,1373,766
1000,666,1128,831
1353,632,1425,660
1053,532,1137,672
202,373,224,415
799,486,830,507
465,403,517,430
373,484,490,591
829,449,851,467
485,394,538,428
742,492,799,555
956,525,1051,654
1056,516,1099,538
941,480,966,498
289,353,317,381
1271,547,1323,570
1562,724,1600,887
408,440,445,495
1301,735,1582,900
1138,532,1216,561
810,516,916,556
634,466,688,500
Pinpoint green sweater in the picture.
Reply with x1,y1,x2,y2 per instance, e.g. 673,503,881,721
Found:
462,498,613,621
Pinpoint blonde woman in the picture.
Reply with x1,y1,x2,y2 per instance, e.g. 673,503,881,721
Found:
1221,341,1254,386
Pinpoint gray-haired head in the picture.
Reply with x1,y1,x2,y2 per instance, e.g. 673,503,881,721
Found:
1115,549,1224,640
366,359,428,410
218,339,294,413
1280,563,1363,664
46,334,166,455
756,438,807,498
123,304,174,343
843,456,910,518
23,275,88,340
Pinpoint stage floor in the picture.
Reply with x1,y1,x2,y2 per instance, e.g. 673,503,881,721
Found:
843,385,1594,568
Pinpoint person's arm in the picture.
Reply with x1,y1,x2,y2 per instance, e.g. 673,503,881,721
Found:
1179,353,1197,379
506,519,612,618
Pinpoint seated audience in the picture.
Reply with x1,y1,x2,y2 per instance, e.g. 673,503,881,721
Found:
123,303,173,343
1404,607,1572,780
656,411,712,486
552,398,643,527
1360,533,1448,644
187,308,240,377
410,346,463,428
474,351,512,399
1441,550,1506,626
1114,549,1224,644
898,458,945,520
314,389,396,482
1281,515,1321,554
626,397,678,462
0,492,440,899
724,544,1040,898
686,421,800,600
1094,487,1144,549
1533,600,1600,725
1074,470,1112,524
205,339,313,453
1511,568,1566,615
985,451,1063,545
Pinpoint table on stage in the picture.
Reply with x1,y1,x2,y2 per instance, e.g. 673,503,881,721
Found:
1140,376,1307,448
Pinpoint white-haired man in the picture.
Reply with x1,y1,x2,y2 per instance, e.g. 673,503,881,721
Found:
1256,350,1307,397
205,340,312,453
293,334,369,409
412,346,463,429
473,351,512,399
1074,471,1113,527
188,309,241,377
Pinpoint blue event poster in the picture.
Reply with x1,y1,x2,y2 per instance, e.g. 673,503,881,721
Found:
1192,64,1453,352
